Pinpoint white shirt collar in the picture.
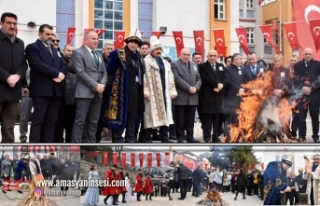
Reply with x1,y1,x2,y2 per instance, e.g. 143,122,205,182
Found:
85,45,94,53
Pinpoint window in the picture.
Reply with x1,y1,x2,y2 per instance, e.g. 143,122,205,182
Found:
247,28,254,44
239,9,244,18
94,0,124,50
239,0,243,7
246,10,254,18
214,0,225,20
247,0,254,9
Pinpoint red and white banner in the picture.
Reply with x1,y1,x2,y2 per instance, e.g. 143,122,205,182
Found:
172,31,185,58
193,30,205,58
44,146,48,153
259,25,281,54
213,29,226,57
37,146,41,153
283,22,300,50
115,31,125,49
156,153,161,167
139,153,144,167
164,152,170,165
82,29,106,45
147,153,152,167
152,31,162,39
121,153,126,167
235,27,251,55
70,146,80,153
103,152,108,165
131,153,135,167
293,0,320,59
309,19,320,52
112,152,118,165
258,0,264,6
66,27,76,44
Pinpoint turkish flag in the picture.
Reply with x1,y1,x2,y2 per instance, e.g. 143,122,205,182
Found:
131,153,135,167
259,25,281,54
139,153,144,167
293,0,320,59
103,152,108,165
258,0,264,6
164,152,170,165
193,30,205,58
156,153,161,167
66,27,76,44
115,31,125,49
213,29,226,57
37,146,41,153
283,22,300,50
70,146,80,153
309,19,320,52
44,146,48,153
32,146,36,153
147,153,152,167
82,29,106,45
121,153,126,167
172,31,184,58
152,31,162,39
235,27,251,55
112,152,118,165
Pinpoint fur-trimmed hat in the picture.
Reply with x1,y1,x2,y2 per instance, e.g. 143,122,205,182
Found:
149,35,162,52
125,29,142,46
281,155,293,167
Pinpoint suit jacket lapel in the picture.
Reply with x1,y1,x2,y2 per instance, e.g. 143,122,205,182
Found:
37,40,53,59
81,46,98,69
179,59,190,73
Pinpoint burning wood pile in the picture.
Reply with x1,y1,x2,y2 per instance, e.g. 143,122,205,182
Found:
196,189,230,206
226,70,298,143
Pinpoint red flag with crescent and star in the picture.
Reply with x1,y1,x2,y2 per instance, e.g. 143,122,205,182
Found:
131,153,135,167
293,0,320,58
112,152,118,165
82,29,106,45
309,19,320,52
121,153,127,167
213,29,226,57
283,22,300,50
66,27,76,44
152,31,162,39
235,27,251,55
115,30,125,49
172,31,185,58
259,25,281,54
139,153,144,168
193,30,205,58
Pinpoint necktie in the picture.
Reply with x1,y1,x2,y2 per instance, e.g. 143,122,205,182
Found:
92,51,99,66
47,45,52,56
251,66,256,75
212,65,216,72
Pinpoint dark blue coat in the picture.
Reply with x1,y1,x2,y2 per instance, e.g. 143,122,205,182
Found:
192,168,202,183
25,39,67,98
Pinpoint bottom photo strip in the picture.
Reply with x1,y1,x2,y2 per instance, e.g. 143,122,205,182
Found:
0,145,317,206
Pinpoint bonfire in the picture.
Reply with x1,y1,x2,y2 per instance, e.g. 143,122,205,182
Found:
226,70,298,143
196,189,230,206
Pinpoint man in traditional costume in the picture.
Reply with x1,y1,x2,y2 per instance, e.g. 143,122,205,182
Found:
103,164,118,205
143,36,177,143
263,155,293,205
134,169,143,201
105,29,145,143
115,167,127,203
303,152,320,205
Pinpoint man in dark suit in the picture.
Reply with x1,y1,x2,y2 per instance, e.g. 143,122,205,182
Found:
25,24,67,143
71,30,107,143
0,12,28,143
171,48,202,143
224,53,250,142
198,49,225,143
176,161,189,200
293,48,320,143
242,52,265,81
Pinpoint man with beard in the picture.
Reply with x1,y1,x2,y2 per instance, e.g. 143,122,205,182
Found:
303,153,320,205
103,164,118,205
97,42,114,143
263,155,293,205
192,52,202,64
242,52,265,81
105,29,145,143
143,36,177,143
25,24,67,143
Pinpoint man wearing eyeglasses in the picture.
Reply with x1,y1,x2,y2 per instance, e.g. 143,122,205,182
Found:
51,34,60,51
0,12,28,143
293,48,320,143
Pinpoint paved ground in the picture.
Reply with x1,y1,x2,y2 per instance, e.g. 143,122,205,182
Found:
11,115,317,143
220,191,263,206
0,187,80,206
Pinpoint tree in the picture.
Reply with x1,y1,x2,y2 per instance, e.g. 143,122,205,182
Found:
228,146,260,172
208,146,236,170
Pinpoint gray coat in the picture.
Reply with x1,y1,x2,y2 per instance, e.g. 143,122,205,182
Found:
72,46,107,98
171,59,202,105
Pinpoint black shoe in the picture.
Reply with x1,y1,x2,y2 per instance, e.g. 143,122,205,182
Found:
195,195,199,197
122,200,126,203
169,196,173,200
187,139,200,143
112,203,118,205
161,140,173,143
149,198,152,201
169,135,177,140
314,139,319,143
17,190,23,194
178,198,184,200
104,197,107,205
2,190,6,193
177,140,184,143
243,196,246,199
212,138,221,143
137,199,141,202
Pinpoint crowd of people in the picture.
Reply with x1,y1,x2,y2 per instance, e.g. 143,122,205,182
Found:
0,151,80,194
1,11,320,143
